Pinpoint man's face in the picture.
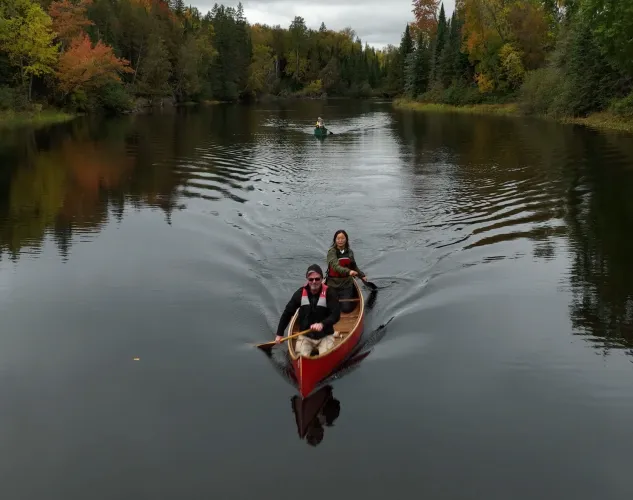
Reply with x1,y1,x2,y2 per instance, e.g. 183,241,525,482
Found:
306,271,322,293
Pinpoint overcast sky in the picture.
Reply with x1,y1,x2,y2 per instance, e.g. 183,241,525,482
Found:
190,1,456,49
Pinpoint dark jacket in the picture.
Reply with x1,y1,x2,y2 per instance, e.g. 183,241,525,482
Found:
326,246,365,289
276,284,340,340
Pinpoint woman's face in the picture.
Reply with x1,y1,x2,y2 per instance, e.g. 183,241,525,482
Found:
335,232,347,248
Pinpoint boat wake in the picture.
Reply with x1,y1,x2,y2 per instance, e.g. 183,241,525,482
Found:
356,330,431,362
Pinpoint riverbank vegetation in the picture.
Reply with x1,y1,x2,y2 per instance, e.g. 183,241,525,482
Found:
0,0,403,124
393,0,633,132
0,108,74,128
393,100,518,116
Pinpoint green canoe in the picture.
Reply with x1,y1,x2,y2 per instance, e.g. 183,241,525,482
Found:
314,127,329,137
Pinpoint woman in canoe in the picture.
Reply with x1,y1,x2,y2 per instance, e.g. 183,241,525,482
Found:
326,229,368,313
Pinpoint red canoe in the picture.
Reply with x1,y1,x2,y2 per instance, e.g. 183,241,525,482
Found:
287,278,365,397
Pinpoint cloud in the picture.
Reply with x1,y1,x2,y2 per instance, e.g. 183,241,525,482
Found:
189,0,456,49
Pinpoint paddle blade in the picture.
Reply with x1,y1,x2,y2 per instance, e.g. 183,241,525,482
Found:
255,329,310,353
256,340,278,353
363,280,378,290
366,289,378,310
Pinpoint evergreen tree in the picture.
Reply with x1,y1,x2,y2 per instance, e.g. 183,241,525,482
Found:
394,23,414,93
405,32,431,98
429,2,447,84
0,0,404,110
137,33,172,102
438,11,469,87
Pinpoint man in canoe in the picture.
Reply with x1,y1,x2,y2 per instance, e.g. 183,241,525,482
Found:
315,117,325,128
275,264,340,356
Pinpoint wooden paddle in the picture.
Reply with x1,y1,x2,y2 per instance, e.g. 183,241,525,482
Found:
330,274,377,290
354,276,377,290
362,280,377,290
256,328,311,352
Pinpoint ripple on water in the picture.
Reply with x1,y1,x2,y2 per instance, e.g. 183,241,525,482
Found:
406,164,570,255
3,103,633,500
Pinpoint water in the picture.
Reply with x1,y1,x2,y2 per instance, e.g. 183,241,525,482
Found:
1,100,633,499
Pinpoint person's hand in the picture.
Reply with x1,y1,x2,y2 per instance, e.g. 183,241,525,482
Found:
310,323,323,332
349,270,358,277
362,276,368,282
275,335,284,344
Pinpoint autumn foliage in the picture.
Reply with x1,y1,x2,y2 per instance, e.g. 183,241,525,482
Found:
411,0,440,39
460,0,552,92
56,33,133,94
48,0,94,48
2,0,393,110
46,0,133,98
0,0,59,95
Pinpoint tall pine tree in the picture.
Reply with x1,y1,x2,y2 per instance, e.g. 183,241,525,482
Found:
405,32,431,98
395,23,414,93
429,3,447,85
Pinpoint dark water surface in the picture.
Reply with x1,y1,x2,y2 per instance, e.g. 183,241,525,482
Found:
1,100,633,499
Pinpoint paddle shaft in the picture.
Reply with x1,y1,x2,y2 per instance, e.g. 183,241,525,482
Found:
328,274,376,290
347,274,377,290
256,328,311,348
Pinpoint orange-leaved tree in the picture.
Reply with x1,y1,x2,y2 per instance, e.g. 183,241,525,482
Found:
56,32,133,97
411,0,440,40
48,0,94,51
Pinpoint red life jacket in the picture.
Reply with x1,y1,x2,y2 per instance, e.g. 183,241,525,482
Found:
298,284,333,336
328,250,352,278
301,284,328,308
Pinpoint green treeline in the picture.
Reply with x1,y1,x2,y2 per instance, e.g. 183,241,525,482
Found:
395,0,633,120
0,0,399,116
4,1,632,122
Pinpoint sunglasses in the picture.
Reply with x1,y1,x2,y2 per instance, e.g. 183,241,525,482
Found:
307,277,322,282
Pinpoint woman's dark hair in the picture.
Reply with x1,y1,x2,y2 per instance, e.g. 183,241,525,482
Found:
331,229,350,249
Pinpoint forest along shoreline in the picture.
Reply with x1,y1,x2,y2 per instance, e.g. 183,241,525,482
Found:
392,100,633,135
2,1,632,135
0,1,393,130
4,98,633,137
392,1,633,135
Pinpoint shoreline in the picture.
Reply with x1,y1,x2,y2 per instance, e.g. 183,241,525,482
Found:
5,98,632,136
0,94,388,129
393,99,519,116
392,98,633,135
0,110,77,129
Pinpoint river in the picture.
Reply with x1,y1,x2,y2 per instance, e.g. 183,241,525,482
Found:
1,100,632,499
